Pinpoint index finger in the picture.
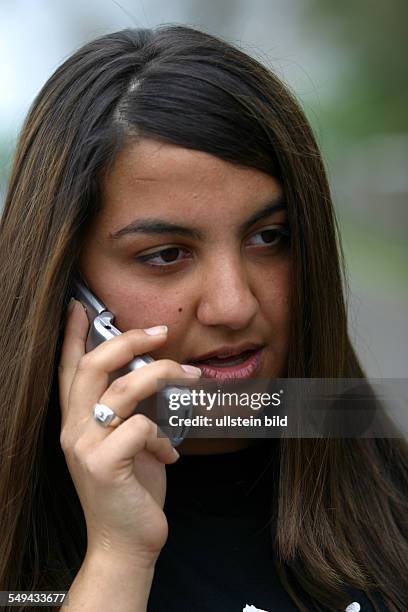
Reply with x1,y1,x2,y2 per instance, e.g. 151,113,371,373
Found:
58,299,89,418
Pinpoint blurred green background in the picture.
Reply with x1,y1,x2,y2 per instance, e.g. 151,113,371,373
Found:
0,0,406,376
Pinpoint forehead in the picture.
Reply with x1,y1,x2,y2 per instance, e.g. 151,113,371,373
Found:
97,138,282,231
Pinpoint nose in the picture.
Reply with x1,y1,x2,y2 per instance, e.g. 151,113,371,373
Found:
195,253,259,330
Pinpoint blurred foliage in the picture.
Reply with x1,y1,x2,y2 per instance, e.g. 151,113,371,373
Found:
339,216,408,296
297,0,407,306
301,0,408,149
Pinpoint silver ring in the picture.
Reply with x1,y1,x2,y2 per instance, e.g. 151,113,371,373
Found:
92,402,126,428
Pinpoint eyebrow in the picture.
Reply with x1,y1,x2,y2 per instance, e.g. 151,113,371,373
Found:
108,193,286,241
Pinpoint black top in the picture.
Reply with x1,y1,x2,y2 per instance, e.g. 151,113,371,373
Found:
147,439,386,612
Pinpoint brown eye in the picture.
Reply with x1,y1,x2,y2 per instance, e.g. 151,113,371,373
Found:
160,247,181,262
247,225,290,248
135,245,191,267
260,229,281,245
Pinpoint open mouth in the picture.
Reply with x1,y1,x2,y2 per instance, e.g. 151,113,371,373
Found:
188,347,264,380
194,348,257,367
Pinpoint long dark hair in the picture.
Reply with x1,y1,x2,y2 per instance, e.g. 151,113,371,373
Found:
0,25,407,611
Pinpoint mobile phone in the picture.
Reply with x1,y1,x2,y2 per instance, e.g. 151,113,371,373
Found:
71,273,193,447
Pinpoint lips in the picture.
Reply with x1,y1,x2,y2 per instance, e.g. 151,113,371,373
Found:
186,347,264,380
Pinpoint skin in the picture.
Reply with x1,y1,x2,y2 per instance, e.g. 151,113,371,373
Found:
79,138,291,455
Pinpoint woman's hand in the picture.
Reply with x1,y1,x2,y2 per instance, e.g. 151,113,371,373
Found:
58,298,201,567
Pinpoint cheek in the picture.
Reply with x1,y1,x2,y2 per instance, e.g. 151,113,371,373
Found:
111,284,189,332
258,262,291,318
79,246,191,331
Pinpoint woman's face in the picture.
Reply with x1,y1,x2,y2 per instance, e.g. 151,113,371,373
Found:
79,138,291,384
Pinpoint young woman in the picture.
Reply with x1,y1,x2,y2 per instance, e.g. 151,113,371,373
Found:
0,25,406,612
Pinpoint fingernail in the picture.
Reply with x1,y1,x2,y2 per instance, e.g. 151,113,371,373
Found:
181,364,202,376
67,297,77,314
143,325,168,335
172,448,180,459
